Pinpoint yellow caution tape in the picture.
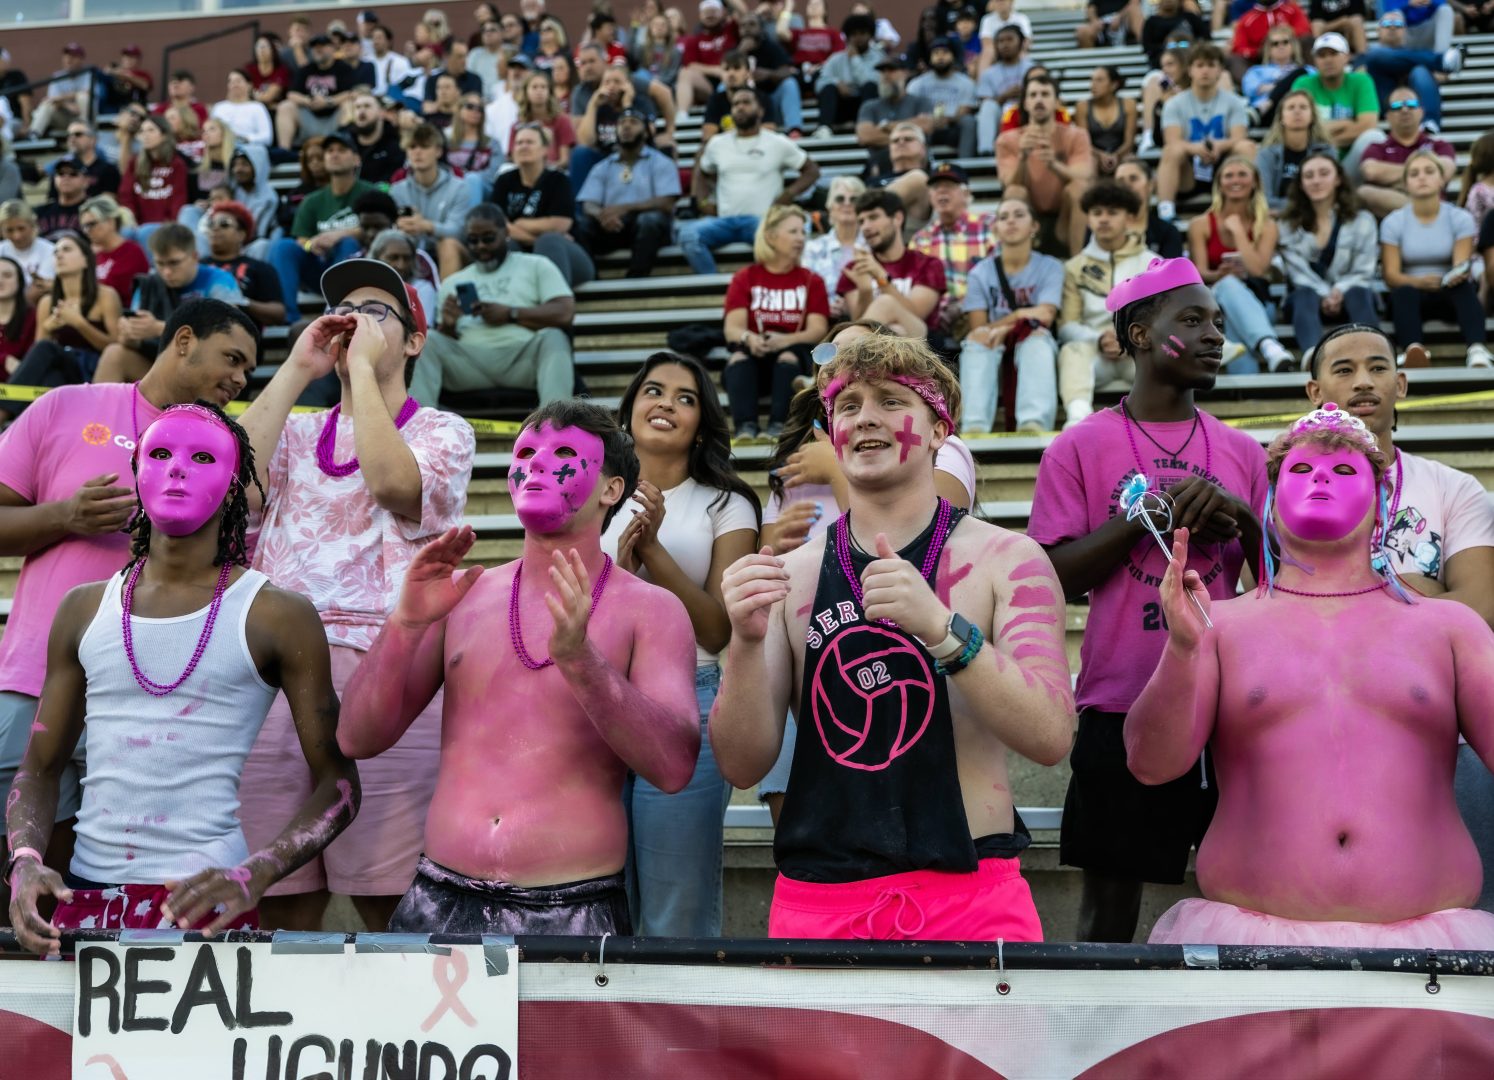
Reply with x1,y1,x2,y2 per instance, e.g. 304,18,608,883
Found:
1220,389,1494,429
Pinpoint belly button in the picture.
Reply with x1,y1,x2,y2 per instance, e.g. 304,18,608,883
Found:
1338,832,1348,848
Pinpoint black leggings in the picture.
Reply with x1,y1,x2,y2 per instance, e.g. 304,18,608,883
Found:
2,341,98,416
1387,280,1485,349
723,343,811,429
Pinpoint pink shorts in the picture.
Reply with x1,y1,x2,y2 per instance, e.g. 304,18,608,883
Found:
768,857,1044,941
54,884,258,933
1150,897,1494,950
237,644,442,897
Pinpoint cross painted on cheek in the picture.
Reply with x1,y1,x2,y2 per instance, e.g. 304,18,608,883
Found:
555,463,577,485
894,414,923,464
510,466,526,487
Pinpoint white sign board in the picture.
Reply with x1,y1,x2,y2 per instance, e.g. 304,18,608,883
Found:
72,941,518,1079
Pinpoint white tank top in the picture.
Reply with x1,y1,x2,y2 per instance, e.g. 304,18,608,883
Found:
71,567,277,885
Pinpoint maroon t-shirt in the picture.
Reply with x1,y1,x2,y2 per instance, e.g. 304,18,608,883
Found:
835,248,948,299
95,240,150,305
682,21,739,67
725,264,831,336
1360,129,1456,167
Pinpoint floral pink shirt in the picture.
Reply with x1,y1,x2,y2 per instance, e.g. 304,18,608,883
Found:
252,407,475,650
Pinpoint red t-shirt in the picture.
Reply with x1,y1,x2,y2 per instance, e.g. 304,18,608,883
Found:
1231,3,1310,58
791,27,845,67
725,264,830,336
835,248,948,299
150,99,209,126
243,63,291,97
682,21,739,67
118,156,190,224
95,239,150,305
0,308,37,377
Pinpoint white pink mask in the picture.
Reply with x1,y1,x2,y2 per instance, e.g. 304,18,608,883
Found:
509,422,604,533
135,407,240,537
1275,445,1377,543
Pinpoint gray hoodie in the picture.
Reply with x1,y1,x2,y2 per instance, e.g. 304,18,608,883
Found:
388,165,478,242
230,143,279,240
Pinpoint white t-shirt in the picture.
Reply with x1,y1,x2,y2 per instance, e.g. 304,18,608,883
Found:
602,477,759,668
211,99,274,146
1374,449,1494,585
697,129,810,219
979,12,1034,41
0,236,56,285
371,51,414,96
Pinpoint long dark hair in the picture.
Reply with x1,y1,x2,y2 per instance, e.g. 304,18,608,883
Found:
1281,149,1358,234
48,231,100,321
764,387,826,504
127,401,264,570
0,255,29,343
616,351,762,521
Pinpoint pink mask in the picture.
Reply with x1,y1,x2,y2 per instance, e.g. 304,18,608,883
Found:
509,422,605,533
1275,445,1377,543
135,408,240,537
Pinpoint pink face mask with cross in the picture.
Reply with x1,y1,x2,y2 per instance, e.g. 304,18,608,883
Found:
508,422,605,533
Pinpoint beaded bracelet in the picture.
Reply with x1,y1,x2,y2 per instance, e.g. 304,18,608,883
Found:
934,624,984,677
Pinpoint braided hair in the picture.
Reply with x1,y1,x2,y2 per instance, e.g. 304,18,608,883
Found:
126,400,264,570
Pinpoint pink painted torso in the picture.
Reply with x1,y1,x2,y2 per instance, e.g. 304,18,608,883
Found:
1199,590,1484,922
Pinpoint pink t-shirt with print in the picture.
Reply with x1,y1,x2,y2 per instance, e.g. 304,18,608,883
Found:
252,407,475,651
0,384,161,697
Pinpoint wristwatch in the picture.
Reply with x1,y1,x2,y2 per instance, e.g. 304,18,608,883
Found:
918,613,975,662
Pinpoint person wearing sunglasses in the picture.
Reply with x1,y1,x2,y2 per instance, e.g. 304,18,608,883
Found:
1357,85,1456,219
1362,9,1462,131
202,200,284,330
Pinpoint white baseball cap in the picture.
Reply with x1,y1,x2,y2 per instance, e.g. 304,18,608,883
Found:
1313,32,1350,54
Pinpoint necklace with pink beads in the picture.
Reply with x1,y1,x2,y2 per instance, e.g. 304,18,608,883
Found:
1119,396,1213,489
834,498,953,625
121,558,234,695
1271,581,1387,598
509,555,614,670
316,397,420,477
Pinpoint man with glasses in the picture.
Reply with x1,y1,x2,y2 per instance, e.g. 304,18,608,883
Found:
389,123,478,280
266,132,373,324
1363,9,1462,130
203,201,284,329
35,157,88,238
575,108,681,279
239,258,473,933
414,202,575,407
57,123,120,200
1356,85,1456,218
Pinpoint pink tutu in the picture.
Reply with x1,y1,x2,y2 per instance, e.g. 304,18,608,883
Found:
1150,898,1494,950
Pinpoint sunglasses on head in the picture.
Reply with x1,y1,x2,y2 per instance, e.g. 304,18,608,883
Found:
1388,98,1421,111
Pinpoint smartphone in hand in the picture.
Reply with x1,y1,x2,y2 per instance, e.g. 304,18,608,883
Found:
455,282,479,315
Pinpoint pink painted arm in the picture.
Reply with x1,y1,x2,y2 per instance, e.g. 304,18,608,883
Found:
554,587,701,793
1451,606,1494,775
337,615,447,758
1124,636,1220,785
957,538,1076,766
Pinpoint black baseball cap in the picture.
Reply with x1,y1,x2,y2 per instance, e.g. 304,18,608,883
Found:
320,259,427,337
309,33,333,47
618,106,649,122
875,52,911,70
930,36,957,52
321,130,359,151
928,162,968,185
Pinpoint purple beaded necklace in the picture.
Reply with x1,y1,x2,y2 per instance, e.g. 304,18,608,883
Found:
121,558,234,696
1119,395,1212,489
1272,581,1387,599
1371,449,1404,549
509,554,614,670
835,499,953,625
316,397,421,477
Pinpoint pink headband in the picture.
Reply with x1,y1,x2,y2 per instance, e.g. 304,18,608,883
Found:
1284,402,1379,454
138,404,243,473
1105,257,1205,313
821,373,954,430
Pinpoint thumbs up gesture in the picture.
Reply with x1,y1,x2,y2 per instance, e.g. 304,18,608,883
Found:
859,532,951,643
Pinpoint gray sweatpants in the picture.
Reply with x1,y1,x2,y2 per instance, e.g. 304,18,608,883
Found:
410,327,574,407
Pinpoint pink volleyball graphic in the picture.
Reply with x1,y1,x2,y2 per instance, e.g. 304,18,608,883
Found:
812,625,936,771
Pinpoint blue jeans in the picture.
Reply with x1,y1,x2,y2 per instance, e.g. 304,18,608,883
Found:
625,664,731,937
1286,285,1379,355
1363,47,1444,124
1212,275,1276,374
676,214,759,274
267,235,362,323
771,78,803,132
960,330,1060,432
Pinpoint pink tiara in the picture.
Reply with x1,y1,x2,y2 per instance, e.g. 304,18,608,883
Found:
1105,257,1205,313
1286,402,1379,453
822,373,953,430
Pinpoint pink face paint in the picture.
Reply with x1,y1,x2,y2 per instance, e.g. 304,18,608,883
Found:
1009,584,1056,608
1009,557,1052,581
509,422,605,533
830,418,849,460
1160,343,1180,358
1169,335,1185,349
134,408,239,537
934,548,973,608
894,414,923,464
997,610,1058,639
1275,445,1376,542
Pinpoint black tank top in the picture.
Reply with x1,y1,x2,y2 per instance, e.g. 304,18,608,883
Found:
775,502,1032,884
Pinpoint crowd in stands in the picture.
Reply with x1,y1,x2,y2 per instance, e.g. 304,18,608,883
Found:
0,0,1492,432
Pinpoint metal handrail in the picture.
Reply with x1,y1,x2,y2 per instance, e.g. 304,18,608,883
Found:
160,18,261,102
4,68,101,128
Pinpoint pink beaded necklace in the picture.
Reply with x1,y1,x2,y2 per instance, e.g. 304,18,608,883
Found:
121,558,234,696
1119,396,1213,488
835,498,953,625
316,397,420,477
1371,449,1404,548
509,555,614,669
1271,581,1387,599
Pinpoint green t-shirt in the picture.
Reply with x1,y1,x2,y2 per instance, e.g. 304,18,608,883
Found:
436,252,573,353
291,179,376,239
1290,71,1378,126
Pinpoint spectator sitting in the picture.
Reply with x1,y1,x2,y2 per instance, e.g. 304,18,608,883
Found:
530,17,572,75
28,43,93,137
804,175,867,320
0,201,56,306
245,34,293,110
1458,132,1494,238
368,24,413,96
425,41,484,117
1243,26,1304,119
484,53,526,159
1357,86,1456,218
9,231,120,390
1075,66,1137,179
0,254,35,380
977,0,1034,72
953,6,982,69
164,104,205,166
675,0,741,119
56,122,121,200
1142,0,1211,68
907,37,977,160
1229,0,1312,83
36,156,89,238
975,25,1032,155
151,69,209,128
701,51,779,144
1309,0,1368,53
202,200,285,329
266,131,372,321
1363,10,1463,132
574,64,665,200
958,195,1062,433
1278,149,1379,362
492,122,595,288
370,229,438,328
212,70,274,149
94,223,245,382
276,34,358,151
341,91,405,186
679,87,819,274
391,46,439,112
1451,0,1494,33
0,131,15,204
1290,33,1381,182
571,44,679,177
280,16,312,71
862,118,934,233
634,13,684,87
389,123,479,279
722,205,831,439
513,72,576,168
226,144,279,246
329,26,374,86
1076,0,1144,48
1381,149,1490,368
1057,181,1156,428
183,119,237,221
736,11,805,137
1138,38,1191,156
814,14,884,136
77,194,148,301
786,0,845,91
575,108,681,279
997,74,1095,256
100,44,153,114
1255,89,1332,211
835,189,944,338
416,203,575,406
1156,42,1254,223
422,72,467,132
1188,155,1295,372
910,162,994,337
855,53,933,162
278,134,328,234
1381,0,1456,52
446,92,503,202
469,19,505,97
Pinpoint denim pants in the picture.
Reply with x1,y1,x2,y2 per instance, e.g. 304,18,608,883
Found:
267,235,363,321
676,214,759,274
771,78,804,132
960,330,1059,432
1363,48,1445,124
1212,275,1276,373
1286,285,1378,354
625,664,732,937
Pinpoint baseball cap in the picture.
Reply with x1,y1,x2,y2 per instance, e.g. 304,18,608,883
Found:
53,155,85,174
928,162,969,185
309,33,334,47
321,130,359,151
700,0,725,10
320,259,428,337
123,44,142,58
875,52,911,70
508,52,533,68
62,42,86,57
1380,10,1406,26
1313,32,1350,54
618,106,650,122
930,36,956,52
358,9,379,21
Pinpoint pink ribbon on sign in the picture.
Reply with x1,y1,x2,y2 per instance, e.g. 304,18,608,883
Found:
420,949,479,1032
